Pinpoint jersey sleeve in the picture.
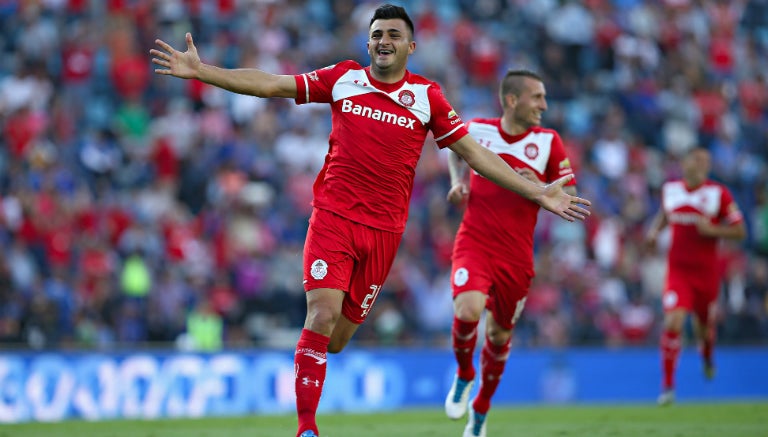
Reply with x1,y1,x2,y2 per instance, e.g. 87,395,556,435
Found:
718,186,744,224
543,131,576,185
294,60,356,105
426,84,469,148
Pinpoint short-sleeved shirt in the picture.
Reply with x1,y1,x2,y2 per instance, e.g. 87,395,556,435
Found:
453,119,576,272
661,179,743,276
293,60,469,233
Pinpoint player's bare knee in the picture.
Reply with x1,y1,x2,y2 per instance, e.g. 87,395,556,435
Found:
454,299,484,321
305,306,340,335
486,326,512,346
663,311,686,332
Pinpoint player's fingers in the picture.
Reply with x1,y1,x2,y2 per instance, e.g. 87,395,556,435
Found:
558,210,576,222
569,204,591,216
564,208,586,221
186,32,195,50
151,57,170,68
571,195,591,207
553,174,574,186
154,39,175,54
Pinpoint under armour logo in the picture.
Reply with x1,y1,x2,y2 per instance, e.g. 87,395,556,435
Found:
302,377,320,387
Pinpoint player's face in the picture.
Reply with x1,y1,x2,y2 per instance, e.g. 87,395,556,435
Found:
511,78,547,128
367,19,415,79
682,149,711,186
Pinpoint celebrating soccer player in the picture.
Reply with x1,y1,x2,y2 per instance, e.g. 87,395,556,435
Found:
443,70,580,437
645,147,746,406
151,5,590,437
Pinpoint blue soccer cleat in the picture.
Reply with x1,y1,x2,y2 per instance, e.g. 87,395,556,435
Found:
445,374,474,419
463,406,487,437
299,431,319,437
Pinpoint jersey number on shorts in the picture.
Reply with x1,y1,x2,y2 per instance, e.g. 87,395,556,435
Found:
361,284,382,317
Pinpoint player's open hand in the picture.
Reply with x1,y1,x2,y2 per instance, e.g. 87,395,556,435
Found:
537,174,591,221
150,32,201,79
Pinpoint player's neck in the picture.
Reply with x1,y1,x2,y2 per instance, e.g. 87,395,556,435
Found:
369,66,407,84
684,177,706,189
500,117,527,136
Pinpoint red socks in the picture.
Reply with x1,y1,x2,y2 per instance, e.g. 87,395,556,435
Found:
701,323,715,367
661,330,681,391
472,338,511,415
294,329,330,437
452,317,479,381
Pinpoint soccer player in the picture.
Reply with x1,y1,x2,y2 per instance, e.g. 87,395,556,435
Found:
645,147,746,406
151,5,590,437
443,69,579,437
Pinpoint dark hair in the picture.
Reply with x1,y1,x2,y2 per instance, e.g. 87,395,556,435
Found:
500,69,543,98
370,4,414,38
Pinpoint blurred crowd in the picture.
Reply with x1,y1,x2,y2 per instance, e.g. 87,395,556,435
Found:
0,0,766,352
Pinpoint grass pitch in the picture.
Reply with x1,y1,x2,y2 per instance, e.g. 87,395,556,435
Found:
3,402,767,437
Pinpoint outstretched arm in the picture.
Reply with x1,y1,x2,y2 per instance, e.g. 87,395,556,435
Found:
150,32,298,98
448,134,590,221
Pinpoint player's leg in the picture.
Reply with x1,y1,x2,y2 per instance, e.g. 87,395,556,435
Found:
692,299,718,380
446,289,486,419
472,313,512,414
464,312,512,437
658,273,693,405
659,308,686,405
454,290,486,379
295,288,343,437
328,313,362,353
295,209,357,437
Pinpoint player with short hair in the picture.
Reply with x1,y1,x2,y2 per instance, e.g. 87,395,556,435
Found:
443,69,579,437
645,147,746,406
151,5,590,437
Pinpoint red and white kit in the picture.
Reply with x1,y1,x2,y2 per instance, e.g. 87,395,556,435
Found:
294,60,469,321
451,119,575,329
661,179,744,315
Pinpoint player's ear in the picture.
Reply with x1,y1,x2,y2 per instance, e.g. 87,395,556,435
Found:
504,93,517,109
408,40,416,55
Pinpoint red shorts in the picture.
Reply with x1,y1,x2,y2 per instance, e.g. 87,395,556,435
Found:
451,246,533,330
303,208,402,324
662,267,719,322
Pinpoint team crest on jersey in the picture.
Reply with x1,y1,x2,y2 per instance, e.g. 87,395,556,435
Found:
398,89,415,107
525,143,539,159
310,259,328,280
453,267,469,287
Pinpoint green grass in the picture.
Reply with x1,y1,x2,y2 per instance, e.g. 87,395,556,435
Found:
3,402,767,437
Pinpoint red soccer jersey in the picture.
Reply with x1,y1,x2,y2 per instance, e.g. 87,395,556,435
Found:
293,60,468,233
454,119,576,269
662,179,743,272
